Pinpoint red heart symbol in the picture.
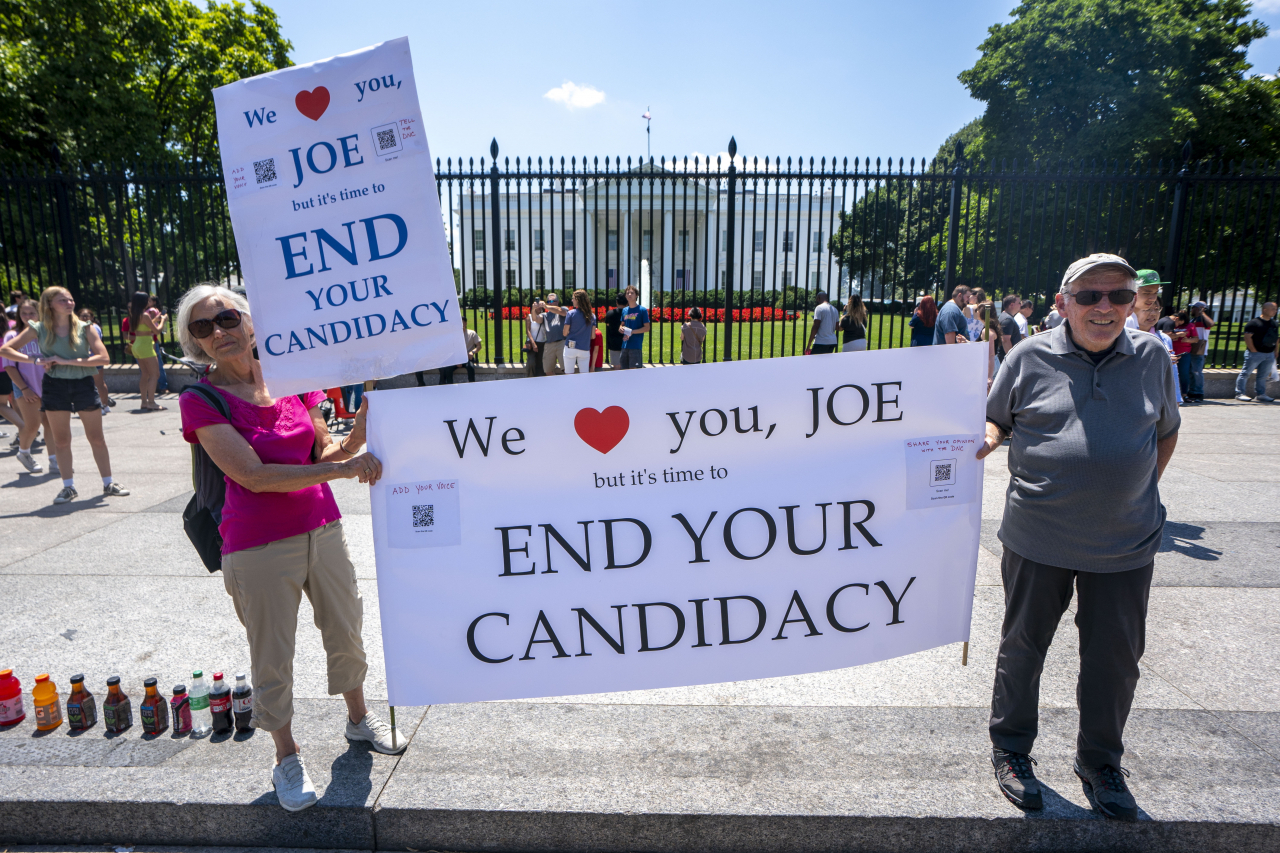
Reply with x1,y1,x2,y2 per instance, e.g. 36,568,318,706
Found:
295,87,330,121
574,406,629,454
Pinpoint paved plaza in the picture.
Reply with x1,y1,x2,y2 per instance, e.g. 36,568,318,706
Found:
1,391,1277,852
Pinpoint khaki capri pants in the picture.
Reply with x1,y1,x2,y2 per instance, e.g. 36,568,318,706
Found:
221,520,367,731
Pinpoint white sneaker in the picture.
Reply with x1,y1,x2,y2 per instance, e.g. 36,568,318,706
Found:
101,405,111,416
1236,394,1252,401
53,486,78,505
345,712,407,754
271,753,317,812
1258,395,1276,403
103,482,130,497
17,451,41,474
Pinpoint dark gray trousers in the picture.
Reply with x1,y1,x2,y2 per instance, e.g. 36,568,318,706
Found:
989,547,1153,769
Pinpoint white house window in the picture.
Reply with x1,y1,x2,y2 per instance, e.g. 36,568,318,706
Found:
534,229,545,251
474,269,486,288
504,229,515,251
473,230,485,252
752,271,764,289
782,231,794,252
563,230,575,251
678,230,690,252
754,230,764,252
813,231,823,250
607,230,618,251
782,271,792,287
505,269,516,287
811,271,821,289
642,230,653,253
535,269,546,288
564,270,576,288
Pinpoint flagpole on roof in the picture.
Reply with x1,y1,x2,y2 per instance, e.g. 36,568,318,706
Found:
642,107,651,160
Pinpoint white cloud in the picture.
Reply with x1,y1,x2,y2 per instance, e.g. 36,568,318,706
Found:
1252,0,1280,11
543,82,605,110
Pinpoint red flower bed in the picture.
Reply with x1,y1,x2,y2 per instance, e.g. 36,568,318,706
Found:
491,306,794,322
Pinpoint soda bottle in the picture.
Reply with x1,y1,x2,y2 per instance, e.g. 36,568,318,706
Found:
139,678,169,735
0,669,24,726
171,685,192,736
188,671,212,737
32,674,63,731
209,672,232,734
103,676,133,733
232,673,253,732
66,674,97,730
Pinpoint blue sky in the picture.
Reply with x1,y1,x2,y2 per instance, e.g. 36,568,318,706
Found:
268,0,1280,165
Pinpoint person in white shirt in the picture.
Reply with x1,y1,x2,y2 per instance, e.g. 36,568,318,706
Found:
1014,298,1030,337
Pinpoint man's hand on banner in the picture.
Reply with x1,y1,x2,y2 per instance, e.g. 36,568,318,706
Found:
975,421,1006,460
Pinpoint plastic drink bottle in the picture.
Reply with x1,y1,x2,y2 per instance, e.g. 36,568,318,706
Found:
103,676,132,732
66,674,97,730
32,674,63,731
0,669,24,725
139,678,169,735
232,673,253,732
171,685,192,735
209,672,232,734
188,671,212,736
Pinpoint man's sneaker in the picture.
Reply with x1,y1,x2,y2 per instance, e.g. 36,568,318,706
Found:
345,711,407,754
17,451,42,474
103,482,130,497
1258,394,1276,403
271,752,317,812
992,748,1043,810
53,486,78,505
1074,759,1138,822
1236,394,1253,401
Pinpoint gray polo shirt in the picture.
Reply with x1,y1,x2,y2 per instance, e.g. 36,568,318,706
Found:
986,322,1181,573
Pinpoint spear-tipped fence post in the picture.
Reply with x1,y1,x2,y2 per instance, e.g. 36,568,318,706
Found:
943,140,965,296
722,137,738,361
488,138,505,363
1163,140,1193,312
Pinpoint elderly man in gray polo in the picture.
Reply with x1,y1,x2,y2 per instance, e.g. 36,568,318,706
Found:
975,253,1180,822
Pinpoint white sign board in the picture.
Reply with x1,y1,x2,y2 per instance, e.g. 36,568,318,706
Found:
368,346,987,706
214,38,464,397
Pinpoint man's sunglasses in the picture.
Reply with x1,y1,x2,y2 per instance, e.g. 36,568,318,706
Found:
1067,289,1136,306
187,308,243,339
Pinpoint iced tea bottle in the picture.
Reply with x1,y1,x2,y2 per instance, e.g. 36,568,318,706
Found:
66,674,97,731
32,674,63,731
0,669,24,726
103,676,133,733
139,678,169,735
171,685,192,736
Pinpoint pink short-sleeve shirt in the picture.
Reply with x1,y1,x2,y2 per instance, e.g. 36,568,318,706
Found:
180,381,340,554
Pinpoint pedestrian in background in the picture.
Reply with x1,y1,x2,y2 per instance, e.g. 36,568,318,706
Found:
978,253,1177,823
681,307,706,364
561,289,595,375
976,301,998,389
1013,296,1031,338
994,294,1023,367
1184,301,1214,402
619,285,650,369
1125,270,1167,329
149,295,171,397
1168,310,1194,399
3,299,50,474
934,284,971,345
439,326,482,384
540,292,567,376
77,307,114,415
909,295,937,347
964,287,987,343
604,293,626,369
1044,303,1064,330
525,298,546,378
0,287,130,504
840,294,868,352
128,291,166,411
806,291,839,354
1236,301,1277,402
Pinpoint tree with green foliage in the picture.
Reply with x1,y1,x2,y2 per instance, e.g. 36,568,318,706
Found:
0,0,292,167
957,0,1280,164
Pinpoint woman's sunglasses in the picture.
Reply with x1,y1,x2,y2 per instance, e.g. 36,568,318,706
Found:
187,308,243,339
1067,289,1136,306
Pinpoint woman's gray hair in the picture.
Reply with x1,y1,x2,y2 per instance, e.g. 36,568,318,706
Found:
176,283,251,364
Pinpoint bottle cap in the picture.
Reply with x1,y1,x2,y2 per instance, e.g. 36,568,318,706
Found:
173,685,187,695
70,673,85,683
213,672,224,680
107,676,120,686
35,673,49,683
0,669,11,678
236,672,247,680
144,677,157,687
192,670,203,678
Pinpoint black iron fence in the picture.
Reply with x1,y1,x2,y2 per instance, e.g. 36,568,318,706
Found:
3,139,1278,368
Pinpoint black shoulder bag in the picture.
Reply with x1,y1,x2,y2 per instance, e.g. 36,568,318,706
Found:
181,384,231,573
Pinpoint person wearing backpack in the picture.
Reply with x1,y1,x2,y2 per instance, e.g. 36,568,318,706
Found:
175,283,401,814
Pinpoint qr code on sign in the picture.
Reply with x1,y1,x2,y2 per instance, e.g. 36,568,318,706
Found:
376,128,397,152
933,463,953,483
929,458,957,487
412,504,434,528
253,158,277,184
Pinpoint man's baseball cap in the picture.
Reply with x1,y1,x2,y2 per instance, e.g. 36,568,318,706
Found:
1192,300,1208,309
1134,269,1169,288
1061,253,1137,288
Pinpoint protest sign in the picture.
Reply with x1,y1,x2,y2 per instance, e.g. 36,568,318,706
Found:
213,38,464,397
367,345,986,706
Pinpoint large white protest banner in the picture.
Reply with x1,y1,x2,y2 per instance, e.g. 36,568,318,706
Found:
368,345,986,706
213,38,464,397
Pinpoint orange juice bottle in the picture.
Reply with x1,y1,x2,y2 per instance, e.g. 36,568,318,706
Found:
32,674,63,731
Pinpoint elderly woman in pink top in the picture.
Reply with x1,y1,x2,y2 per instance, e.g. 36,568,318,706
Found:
175,283,400,814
